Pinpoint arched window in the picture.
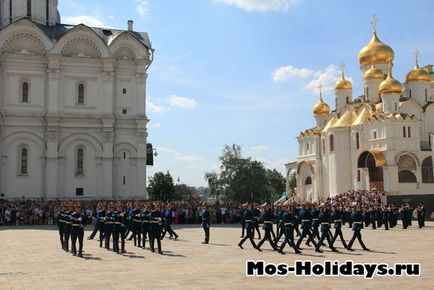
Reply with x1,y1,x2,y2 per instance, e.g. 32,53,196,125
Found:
22,82,29,103
422,157,434,183
27,0,32,17
409,89,412,98
398,170,417,183
123,88,127,94
329,135,334,152
77,83,85,104
305,177,312,185
355,132,360,150
20,148,28,175
76,148,84,176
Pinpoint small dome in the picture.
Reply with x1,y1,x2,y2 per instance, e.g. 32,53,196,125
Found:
358,32,394,67
406,65,430,83
364,64,384,79
335,78,352,90
379,74,402,95
313,97,330,115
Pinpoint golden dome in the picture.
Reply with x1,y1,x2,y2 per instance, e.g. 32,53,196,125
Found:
335,78,352,90
313,96,330,115
364,64,384,79
379,74,402,95
358,32,394,67
406,65,430,83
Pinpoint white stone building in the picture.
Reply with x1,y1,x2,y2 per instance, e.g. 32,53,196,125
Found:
290,24,434,202
0,0,153,199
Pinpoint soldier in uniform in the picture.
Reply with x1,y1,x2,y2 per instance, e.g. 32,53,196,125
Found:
417,203,426,228
256,203,278,252
330,204,348,248
98,202,107,247
315,204,338,253
104,202,115,250
278,203,301,254
70,202,87,257
149,202,163,254
238,204,257,249
295,203,319,250
310,204,320,243
161,203,179,240
347,205,370,251
141,202,151,249
57,202,66,250
113,202,127,254
252,204,262,240
88,202,101,240
200,203,210,244
240,203,247,238
63,202,74,252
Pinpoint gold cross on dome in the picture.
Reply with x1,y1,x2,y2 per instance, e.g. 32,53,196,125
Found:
318,82,323,98
371,15,379,32
340,61,345,78
414,48,420,67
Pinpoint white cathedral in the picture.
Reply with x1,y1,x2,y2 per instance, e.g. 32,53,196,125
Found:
290,21,434,202
0,0,153,199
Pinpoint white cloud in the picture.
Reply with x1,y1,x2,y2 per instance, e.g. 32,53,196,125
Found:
146,99,168,113
215,0,299,12
168,95,197,109
249,145,271,152
273,65,314,81
305,65,353,94
63,15,106,27
149,123,161,128
158,147,203,163
135,0,149,16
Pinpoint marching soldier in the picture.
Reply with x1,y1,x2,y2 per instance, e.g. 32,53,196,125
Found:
149,202,163,254
70,202,87,257
347,205,370,251
315,204,338,253
161,203,179,240
141,202,151,249
87,202,102,240
295,203,319,250
252,204,262,240
63,202,74,252
278,203,301,254
238,204,257,249
98,202,107,247
57,202,66,250
113,202,127,254
417,203,426,228
201,203,210,244
256,203,278,252
330,205,348,248
132,202,143,247
104,202,115,250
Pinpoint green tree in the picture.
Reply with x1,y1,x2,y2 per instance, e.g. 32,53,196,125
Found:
174,183,198,201
205,144,271,203
147,171,175,201
265,169,286,201
289,175,297,190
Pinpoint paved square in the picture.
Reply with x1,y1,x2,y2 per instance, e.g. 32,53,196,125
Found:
0,223,433,290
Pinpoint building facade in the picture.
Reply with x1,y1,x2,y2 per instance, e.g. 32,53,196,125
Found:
0,0,153,199
290,23,434,202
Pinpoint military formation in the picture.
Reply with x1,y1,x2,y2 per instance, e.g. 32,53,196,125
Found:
57,201,180,257
237,201,428,255
56,198,427,258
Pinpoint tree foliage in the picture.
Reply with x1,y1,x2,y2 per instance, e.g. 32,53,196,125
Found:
147,171,175,201
205,144,286,203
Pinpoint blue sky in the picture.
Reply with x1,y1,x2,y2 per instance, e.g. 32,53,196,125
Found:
59,0,434,186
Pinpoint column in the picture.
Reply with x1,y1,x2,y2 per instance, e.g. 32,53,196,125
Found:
45,119,60,199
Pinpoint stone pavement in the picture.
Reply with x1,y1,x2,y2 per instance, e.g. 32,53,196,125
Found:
0,223,433,290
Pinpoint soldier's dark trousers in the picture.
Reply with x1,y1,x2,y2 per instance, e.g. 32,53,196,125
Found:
99,225,105,247
238,225,256,248
142,225,150,248
58,224,65,249
105,227,113,250
274,226,285,243
203,224,210,243
279,226,299,253
347,229,368,250
64,225,72,252
331,228,347,248
161,223,178,239
252,222,261,239
88,221,100,239
256,228,277,250
133,223,142,247
296,227,318,249
316,225,336,250
113,227,120,253
418,217,425,228
150,227,162,253
240,220,245,237
71,227,84,255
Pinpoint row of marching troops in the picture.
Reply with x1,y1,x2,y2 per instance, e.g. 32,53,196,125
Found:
57,201,181,257
237,201,427,254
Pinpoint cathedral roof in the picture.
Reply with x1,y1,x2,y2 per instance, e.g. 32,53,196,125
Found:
331,110,355,128
352,107,372,126
358,31,394,67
